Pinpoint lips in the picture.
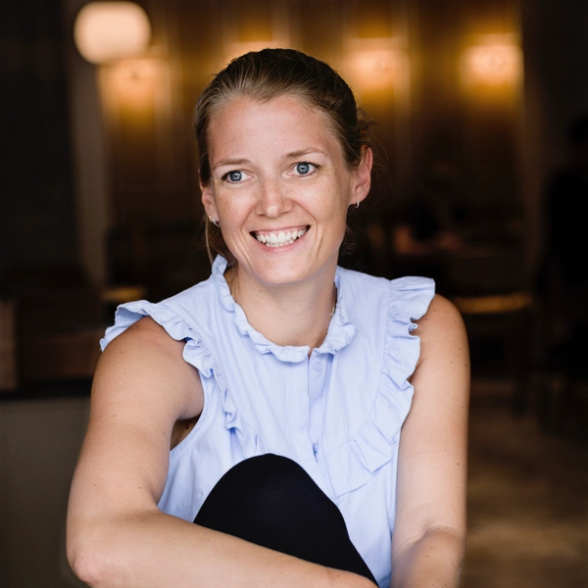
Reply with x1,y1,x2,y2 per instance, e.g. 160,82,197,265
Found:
253,227,308,248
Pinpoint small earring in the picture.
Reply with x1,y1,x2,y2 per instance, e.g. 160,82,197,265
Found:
355,198,360,209
209,216,220,227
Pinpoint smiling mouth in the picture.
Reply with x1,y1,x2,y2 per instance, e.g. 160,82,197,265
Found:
252,227,308,248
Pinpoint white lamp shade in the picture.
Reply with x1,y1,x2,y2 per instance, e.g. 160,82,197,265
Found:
74,2,151,64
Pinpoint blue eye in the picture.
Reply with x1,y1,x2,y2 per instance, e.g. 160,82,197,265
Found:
227,170,243,182
296,162,312,175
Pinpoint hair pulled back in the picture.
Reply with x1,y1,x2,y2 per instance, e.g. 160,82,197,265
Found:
194,48,370,264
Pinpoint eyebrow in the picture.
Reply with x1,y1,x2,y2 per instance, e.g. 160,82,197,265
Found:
212,148,329,170
285,148,328,159
213,158,251,170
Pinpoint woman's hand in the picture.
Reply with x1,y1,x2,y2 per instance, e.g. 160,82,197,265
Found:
391,295,470,588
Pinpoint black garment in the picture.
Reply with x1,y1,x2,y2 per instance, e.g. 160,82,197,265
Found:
194,454,378,585
536,167,588,377
546,167,588,287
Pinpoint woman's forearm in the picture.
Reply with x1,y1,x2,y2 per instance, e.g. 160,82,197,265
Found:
391,527,465,588
68,508,374,588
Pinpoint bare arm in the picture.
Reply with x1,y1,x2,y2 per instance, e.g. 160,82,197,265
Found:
67,317,372,588
391,296,470,588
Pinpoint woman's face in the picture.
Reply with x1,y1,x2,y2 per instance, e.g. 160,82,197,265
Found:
201,94,372,290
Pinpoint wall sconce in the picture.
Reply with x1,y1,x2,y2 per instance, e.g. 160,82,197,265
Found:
74,1,151,64
100,58,169,112
461,38,521,87
345,48,408,93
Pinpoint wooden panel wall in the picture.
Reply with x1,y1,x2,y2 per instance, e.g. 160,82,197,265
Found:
101,0,415,227
99,0,527,235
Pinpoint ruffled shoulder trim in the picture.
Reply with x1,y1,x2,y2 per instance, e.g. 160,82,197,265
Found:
322,276,435,498
101,299,217,380
100,296,259,456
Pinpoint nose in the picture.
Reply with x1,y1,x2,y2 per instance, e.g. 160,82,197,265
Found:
256,176,292,218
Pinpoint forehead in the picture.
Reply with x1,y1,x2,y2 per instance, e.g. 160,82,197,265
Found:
206,94,343,158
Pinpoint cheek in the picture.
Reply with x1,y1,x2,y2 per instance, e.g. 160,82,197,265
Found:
321,180,354,219
214,189,243,216
307,176,350,210
215,196,252,235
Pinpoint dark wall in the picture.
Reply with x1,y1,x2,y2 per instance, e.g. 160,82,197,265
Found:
520,0,588,264
0,0,78,291
523,0,588,168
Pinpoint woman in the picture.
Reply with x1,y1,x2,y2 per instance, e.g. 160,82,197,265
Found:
67,49,469,588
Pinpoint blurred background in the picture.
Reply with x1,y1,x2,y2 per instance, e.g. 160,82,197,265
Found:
0,0,587,586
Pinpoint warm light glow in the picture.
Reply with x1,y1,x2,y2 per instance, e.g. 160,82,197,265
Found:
344,49,408,93
101,58,166,109
74,2,151,64
461,42,521,86
454,292,533,314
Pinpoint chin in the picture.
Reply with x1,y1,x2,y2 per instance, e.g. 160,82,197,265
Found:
255,266,313,288
250,255,337,289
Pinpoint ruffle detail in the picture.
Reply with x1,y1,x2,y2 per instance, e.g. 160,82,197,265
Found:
322,276,435,498
100,298,259,457
212,256,356,362
218,380,260,457
101,301,215,378
316,279,356,355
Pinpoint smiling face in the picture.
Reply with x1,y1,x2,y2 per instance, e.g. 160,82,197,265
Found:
201,94,372,292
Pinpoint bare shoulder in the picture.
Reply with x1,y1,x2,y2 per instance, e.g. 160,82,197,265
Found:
407,294,470,423
74,317,203,501
102,315,182,356
412,295,468,371
414,294,466,339
68,317,203,543
95,316,203,421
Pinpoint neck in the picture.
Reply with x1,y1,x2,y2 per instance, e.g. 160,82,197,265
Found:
226,265,337,350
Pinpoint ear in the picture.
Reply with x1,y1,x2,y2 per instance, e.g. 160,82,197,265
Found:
349,147,373,207
201,182,218,221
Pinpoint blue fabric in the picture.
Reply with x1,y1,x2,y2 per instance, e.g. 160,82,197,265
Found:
101,256,435,588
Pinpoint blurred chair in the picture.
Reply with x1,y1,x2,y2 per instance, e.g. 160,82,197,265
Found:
7,264,104,387
533,254,588,444
448,247,536,415
0,300,18,391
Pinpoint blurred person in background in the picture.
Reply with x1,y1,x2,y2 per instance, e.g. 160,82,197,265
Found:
393,161,466,258
66,49,469,588
539,115,588,370
391,161,466,294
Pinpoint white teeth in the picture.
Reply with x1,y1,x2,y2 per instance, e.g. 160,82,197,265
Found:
255,228,307,247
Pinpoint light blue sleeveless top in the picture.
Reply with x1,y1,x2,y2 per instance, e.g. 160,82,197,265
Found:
101,255,434,588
